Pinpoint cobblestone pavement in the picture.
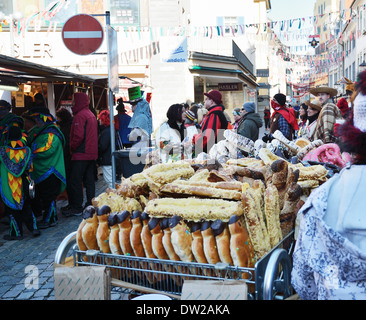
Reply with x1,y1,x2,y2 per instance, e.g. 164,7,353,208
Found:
0,174,113,300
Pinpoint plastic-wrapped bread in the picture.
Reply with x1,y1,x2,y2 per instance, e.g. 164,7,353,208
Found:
81,205,99,251
211,219,233,265
264,184,282,248
108,212,123,255
228,214,255,269
96,205,111,253
242,189,268,259
129,210,145,257
201,221,221,264
117,210,134,256
169,216,193,262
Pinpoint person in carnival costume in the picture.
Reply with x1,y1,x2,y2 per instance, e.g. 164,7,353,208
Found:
0,99,24,145
0,126,39,240
23,106,66,229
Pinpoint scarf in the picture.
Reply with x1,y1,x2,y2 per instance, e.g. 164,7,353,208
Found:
271,100,299,131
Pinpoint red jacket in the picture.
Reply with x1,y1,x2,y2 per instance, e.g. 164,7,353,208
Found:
192,105,228,153
70,93,98,161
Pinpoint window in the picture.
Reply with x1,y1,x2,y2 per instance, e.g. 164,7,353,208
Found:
353,62,356,81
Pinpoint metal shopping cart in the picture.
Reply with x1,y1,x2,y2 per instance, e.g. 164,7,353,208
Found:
55,229,295,300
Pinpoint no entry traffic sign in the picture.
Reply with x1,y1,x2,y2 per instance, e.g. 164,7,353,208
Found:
62,14,104,55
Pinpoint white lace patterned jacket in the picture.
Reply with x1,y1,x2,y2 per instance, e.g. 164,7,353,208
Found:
292,164,366,300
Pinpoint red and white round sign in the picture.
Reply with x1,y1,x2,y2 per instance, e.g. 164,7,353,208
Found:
62,14,104,55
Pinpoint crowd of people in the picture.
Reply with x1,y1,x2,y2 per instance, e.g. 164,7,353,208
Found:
1,71,366,300
0,91,153,240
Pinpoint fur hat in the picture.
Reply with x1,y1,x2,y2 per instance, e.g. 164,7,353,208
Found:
273,93,287,106
309,85,338,98
204,90,222,105
337,97,349,116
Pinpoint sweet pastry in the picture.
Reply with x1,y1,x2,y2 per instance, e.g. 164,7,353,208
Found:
191,223,208,264
201,221,221,264
160,180,242,200
160,218,180,261
242,189,269,259
108,212,123,255
169,216,193,262
76,218,87,251
145,197,244,222
148,217,169,260
228,214,255,269
211,220,233,265
96,205,111,253
81,206,99,250
117,210,134,256
140,212,156,259
130,210,145,257
264,184,282,248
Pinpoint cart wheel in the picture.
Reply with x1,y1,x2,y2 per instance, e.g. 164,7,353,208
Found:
54,231,77,265
262,248,293,300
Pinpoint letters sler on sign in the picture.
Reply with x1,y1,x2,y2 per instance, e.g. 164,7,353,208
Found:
218,83,242,91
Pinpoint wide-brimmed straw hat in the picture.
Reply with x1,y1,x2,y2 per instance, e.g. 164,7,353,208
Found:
305,99,322,111
309,85,338,98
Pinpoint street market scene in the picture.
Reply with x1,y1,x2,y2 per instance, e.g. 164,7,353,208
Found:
0,0,366,304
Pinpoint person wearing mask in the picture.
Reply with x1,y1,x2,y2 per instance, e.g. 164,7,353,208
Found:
0,126,39,240
23,106,66,229
297,103,308,137
155,103,186,162
269,93,299,141
237,102,263,142
309,85,341,144
114,98,132,148
232,108,242,130
292,70,366,299
97,110,113,188
56,108,73,204
0,99,24,145
127,98,153,149
192,90,228,154
62,92,98,217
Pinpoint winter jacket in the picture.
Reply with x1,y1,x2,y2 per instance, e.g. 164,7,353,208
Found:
192,105,228,153
70,93,98,161
98,125,111,166
237,112,263,141
292,164,366,300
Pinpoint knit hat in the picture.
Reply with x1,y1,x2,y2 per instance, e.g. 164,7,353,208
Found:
204,90,222,105
185,109,196,122
242,102,255,113
273,93,287,106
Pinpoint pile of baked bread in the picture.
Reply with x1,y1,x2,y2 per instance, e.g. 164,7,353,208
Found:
76,151,328,274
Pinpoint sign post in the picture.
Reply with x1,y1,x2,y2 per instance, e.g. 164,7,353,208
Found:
106,11,119,188
62,14,104,55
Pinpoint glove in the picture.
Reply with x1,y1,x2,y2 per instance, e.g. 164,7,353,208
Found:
262,133,273,143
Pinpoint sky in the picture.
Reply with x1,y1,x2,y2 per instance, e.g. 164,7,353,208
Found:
267,0,317,21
